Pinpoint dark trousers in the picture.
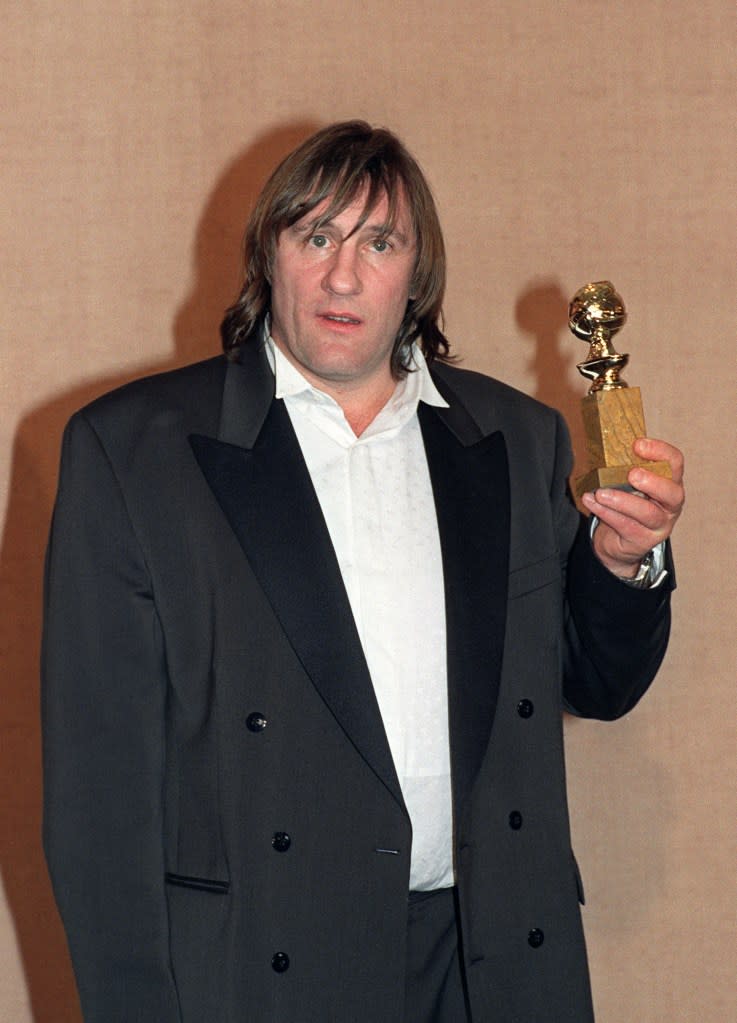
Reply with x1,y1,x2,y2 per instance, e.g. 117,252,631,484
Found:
405,887,472,1022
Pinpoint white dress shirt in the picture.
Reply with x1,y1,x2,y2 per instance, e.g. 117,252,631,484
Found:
266,337,454,890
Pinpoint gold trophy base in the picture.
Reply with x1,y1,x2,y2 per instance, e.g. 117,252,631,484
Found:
574,386,672,498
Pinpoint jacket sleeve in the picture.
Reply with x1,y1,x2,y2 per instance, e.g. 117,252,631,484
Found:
42,412,182,1021
549,411,674,720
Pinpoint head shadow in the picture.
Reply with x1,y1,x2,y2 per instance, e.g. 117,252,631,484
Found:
173,119,322,364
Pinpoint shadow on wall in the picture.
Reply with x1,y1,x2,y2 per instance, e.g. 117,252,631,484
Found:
514,277,587,482
0,119,319,1023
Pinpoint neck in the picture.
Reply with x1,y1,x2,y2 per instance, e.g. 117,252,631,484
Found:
267,337,400,436
334,380,397,436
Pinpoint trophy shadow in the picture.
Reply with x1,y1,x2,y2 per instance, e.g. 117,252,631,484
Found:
515,277,588,486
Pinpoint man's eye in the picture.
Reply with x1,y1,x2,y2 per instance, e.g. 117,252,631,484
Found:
309,234,328,248
372,238,391,252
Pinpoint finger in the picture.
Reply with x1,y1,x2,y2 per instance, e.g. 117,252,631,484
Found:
632,437,685,484
626,466,685,513
582,489,669,539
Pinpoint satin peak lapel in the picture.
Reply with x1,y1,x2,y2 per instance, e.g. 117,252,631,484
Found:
189,356,404,811
419,391,511,825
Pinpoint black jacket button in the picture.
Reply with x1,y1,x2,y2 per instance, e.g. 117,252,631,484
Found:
517,699,534,719
528,928,544,948
246,712,268,732
272,831,291,852
271,952,290,973
509,811,523,830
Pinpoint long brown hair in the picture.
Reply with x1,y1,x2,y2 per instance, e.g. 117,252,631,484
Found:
220,121,449,377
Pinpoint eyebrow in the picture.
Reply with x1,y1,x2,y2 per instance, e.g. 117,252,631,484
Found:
292,216,413,248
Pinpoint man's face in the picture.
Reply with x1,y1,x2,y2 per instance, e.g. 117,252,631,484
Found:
269,188,416,403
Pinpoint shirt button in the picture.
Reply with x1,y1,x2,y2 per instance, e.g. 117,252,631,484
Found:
509,811,523,830
272,831,291,852
246,711,268,732
528,928,544,948
271,952,290,973
517,699,534,719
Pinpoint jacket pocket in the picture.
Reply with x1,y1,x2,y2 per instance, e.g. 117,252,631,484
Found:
165,871,229,894
571,852,586,905
508,553,560,600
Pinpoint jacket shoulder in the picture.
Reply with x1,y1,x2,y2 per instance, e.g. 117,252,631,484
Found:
432,361,561,433
73,355,228,441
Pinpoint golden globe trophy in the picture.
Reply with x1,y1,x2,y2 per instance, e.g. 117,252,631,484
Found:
569,281,671,498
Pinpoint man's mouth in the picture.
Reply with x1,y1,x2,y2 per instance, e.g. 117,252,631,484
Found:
321,313,361,325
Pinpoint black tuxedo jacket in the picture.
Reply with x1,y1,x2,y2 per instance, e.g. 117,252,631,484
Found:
42,344,672,1022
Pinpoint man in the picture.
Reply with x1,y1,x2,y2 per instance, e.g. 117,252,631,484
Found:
42,121,684,1022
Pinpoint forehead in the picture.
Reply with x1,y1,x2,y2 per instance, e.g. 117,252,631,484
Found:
291,183,413,237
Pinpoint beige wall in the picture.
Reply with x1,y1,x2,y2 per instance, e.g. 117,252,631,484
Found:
2,1,735,1019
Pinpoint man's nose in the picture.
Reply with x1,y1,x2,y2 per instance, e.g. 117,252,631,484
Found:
322,243,362,295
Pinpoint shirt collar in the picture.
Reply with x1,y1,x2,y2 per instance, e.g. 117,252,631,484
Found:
263,329,449,422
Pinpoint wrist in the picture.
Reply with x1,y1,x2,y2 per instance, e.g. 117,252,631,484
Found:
588,516,667,588
590,522,641,578
615,550,655,588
